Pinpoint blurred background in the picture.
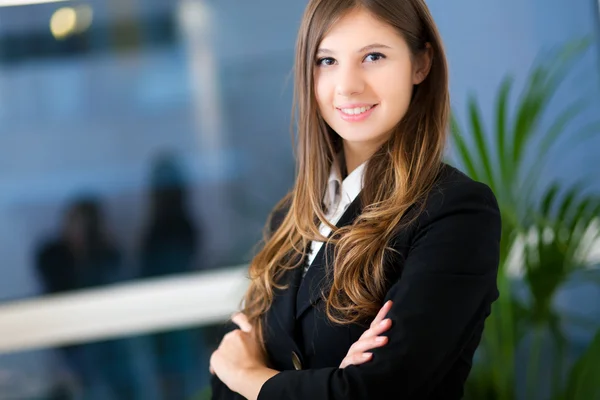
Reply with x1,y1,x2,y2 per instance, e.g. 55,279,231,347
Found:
0,0,598,399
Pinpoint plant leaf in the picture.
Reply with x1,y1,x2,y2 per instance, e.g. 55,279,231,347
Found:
540,183,560,218
468,94,496,191
537,97,592,158
450,114,479,180
560,329,600,400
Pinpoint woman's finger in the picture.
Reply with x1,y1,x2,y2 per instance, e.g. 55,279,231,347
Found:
371,300,393,328
340,302,393,369
350,335,389,354
359,300,392,340
360,318,392,340
209,350,217,374
342,335,387,366
340,335,388,368
340,352,372,369
231,312,252,333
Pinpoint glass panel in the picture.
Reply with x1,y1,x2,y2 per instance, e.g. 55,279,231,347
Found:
0,0,302,303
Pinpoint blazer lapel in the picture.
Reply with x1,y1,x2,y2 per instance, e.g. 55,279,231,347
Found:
295,195,363,319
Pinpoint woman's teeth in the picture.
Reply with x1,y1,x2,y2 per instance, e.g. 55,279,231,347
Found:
340,105,373,115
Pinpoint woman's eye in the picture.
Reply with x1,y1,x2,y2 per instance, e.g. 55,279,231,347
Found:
364,52,386,63
317,57,336,66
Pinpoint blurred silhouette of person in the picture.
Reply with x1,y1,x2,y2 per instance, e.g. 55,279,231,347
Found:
140,152,204,399
36,196,120,293
35,196,137,399
140,153,198,278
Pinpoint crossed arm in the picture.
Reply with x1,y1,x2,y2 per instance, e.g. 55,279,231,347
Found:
211,180,501,399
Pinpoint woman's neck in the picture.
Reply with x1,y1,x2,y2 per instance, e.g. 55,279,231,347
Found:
342,140,381,176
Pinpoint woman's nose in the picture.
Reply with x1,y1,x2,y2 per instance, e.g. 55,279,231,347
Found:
335,66,365,97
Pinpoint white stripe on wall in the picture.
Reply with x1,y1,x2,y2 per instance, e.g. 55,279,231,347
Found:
0,266,248,354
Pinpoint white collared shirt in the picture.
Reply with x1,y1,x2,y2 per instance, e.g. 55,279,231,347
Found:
303,156,367,276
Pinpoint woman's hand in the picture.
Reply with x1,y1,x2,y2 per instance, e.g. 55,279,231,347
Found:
210,313,276,397
210,312,266,376
209,313,254,375
339,300,393,369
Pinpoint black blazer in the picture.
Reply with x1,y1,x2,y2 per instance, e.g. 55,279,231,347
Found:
211,164,501,400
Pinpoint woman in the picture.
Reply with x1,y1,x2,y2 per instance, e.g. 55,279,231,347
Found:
210,0,501,399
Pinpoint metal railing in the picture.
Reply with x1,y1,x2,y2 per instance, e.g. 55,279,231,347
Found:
0,265,248,354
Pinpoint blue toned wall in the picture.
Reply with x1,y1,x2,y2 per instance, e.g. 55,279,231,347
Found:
428,0,600,192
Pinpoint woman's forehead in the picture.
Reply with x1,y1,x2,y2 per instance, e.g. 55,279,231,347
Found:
317,9,402,51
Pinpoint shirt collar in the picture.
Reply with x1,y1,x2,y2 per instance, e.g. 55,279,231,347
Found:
324,153,367,211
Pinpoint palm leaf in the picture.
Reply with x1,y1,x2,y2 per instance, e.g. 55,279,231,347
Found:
450,115,479,180
558,329,600,400
540,184,560,218
556,184,583,225
495,76,514,192
468,94,496,191
451,37,599,400
537,97,593,158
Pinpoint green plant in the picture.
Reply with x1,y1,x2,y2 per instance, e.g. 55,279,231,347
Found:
558,330,600,400
451,38,600,400
189,386,212,400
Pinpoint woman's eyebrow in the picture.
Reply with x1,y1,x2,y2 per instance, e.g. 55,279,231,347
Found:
316,43,392,55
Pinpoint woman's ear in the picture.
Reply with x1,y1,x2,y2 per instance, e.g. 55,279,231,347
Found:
412,43,433,85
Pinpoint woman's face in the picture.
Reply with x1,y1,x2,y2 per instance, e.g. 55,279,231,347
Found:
314,8,430,152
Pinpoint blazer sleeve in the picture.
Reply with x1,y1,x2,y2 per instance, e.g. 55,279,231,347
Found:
211,201,291,399
257,180,501,400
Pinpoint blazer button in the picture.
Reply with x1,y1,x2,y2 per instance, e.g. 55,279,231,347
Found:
291,351,302,370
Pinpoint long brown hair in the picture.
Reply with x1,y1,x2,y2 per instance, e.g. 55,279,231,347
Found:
242,0,449,347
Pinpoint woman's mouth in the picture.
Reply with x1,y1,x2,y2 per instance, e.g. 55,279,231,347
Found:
336,104,378,122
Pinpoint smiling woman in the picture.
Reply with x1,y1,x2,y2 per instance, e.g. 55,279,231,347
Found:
209,1,501,399
314,10,432,172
